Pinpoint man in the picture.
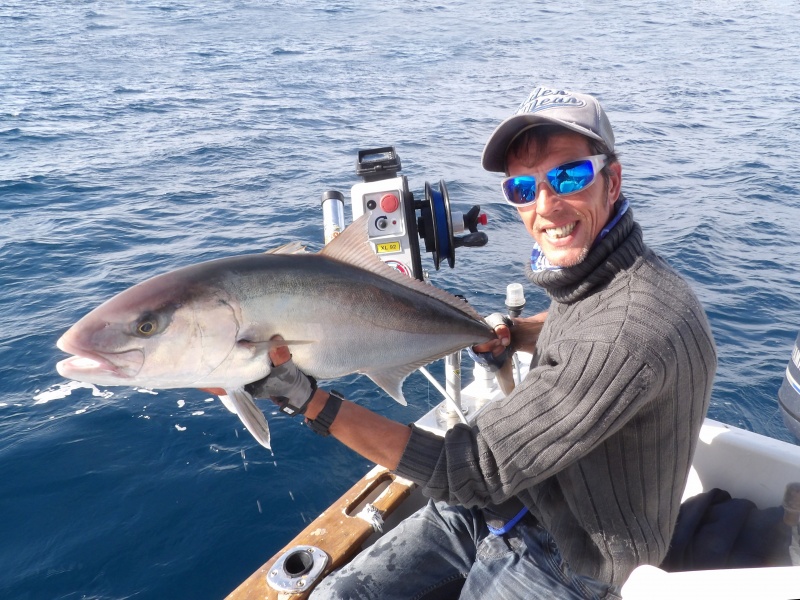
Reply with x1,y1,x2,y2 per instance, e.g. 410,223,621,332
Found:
254,87,717,599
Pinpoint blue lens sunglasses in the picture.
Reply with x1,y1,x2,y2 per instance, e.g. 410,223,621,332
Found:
501,154,608,206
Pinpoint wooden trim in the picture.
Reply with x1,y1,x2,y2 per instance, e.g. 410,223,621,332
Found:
225,467,417,599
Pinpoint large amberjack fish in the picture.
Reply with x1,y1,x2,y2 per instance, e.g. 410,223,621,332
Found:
56,215,500,450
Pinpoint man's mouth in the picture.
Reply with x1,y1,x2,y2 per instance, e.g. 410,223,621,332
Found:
544,222,576,241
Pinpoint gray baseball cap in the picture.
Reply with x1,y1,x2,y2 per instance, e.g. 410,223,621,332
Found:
481,87,615,172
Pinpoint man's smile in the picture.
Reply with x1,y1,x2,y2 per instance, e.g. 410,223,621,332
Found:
542,222,577,241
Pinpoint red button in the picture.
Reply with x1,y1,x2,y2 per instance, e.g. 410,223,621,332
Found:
380,194,400,213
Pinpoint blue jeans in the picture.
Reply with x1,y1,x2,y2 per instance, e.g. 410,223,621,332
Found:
310,500,621,600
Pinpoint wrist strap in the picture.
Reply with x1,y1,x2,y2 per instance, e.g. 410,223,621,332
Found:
485,312,514,330
306,390,343,437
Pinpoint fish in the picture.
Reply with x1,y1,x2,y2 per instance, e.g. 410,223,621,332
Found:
56,215,508,450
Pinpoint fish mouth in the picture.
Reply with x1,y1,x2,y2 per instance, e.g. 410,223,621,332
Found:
56,335,142,380
56,354,130,379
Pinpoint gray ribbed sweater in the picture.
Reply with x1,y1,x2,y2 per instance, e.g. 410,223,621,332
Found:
395,206,717,587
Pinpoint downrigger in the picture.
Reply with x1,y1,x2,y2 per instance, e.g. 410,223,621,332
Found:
321,146,489,279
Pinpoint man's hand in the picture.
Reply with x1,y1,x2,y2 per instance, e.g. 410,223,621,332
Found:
472,310,548,363
252,339,413,469
468,313,512,373
245,335,317,417
473,315,512,359
267,340,292,368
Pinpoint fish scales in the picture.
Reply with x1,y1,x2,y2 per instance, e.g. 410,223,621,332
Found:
226,254,493,377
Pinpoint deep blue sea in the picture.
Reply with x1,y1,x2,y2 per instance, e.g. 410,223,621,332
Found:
2,1,800,598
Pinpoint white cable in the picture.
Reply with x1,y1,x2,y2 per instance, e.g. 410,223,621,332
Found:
418,366,468,424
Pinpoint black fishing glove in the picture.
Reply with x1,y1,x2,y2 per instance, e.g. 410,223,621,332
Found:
467,312,512,371
245,359,317,417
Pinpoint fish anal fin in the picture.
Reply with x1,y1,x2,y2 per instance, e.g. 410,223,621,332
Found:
364,355,449,406
366,370,408,406
224,387,272,450
218,393,238,414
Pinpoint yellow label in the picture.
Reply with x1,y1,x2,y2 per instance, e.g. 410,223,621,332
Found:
376,241,402,254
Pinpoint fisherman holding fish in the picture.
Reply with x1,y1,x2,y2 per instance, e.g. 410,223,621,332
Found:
56,87,718,598
252,88,718,599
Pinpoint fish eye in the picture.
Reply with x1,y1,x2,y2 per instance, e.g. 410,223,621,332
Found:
136,317,158,336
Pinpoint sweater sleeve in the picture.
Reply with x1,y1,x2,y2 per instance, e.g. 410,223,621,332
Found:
395,338,659,507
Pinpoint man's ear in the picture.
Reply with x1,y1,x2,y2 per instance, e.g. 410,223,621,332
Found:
606,161,622,204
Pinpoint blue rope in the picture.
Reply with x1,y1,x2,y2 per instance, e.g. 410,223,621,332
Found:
487,507,529,536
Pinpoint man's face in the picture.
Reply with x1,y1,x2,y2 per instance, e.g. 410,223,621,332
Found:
506,131,622,268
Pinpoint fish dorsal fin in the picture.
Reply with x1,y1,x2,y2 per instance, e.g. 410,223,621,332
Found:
320,215,485,322
265,241,308,255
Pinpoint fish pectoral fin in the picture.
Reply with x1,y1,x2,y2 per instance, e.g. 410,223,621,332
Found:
236,339,314,352
365,357,440,406
224,388,272,450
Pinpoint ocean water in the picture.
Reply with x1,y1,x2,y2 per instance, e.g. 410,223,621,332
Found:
2,1,800,598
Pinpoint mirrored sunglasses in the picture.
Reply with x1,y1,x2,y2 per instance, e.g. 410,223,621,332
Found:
501,154,608,206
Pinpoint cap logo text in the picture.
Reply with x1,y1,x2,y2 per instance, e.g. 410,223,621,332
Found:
517,88,585,115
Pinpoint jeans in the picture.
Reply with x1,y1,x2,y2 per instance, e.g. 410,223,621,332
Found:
310,500,621,600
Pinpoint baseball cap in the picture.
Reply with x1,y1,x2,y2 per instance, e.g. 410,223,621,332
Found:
482,87,615,172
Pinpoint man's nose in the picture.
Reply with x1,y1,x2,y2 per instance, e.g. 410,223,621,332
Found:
535,183,561,215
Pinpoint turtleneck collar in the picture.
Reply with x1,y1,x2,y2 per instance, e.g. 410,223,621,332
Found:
526,199,644,304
